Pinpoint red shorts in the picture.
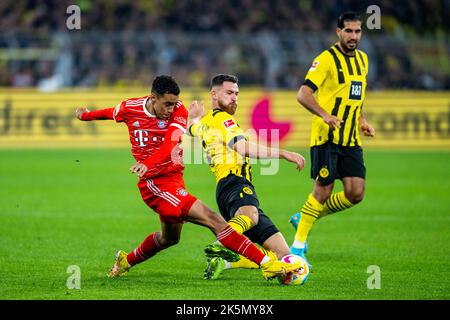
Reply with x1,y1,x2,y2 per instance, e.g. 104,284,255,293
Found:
137,173,197,224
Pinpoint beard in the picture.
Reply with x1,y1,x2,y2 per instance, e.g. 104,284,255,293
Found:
341,39,359,52
218,100,237,115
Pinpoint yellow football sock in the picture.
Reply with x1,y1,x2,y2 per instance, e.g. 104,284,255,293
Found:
227,215,277,269
230,256,259,269
229,246,277,269
294,193,325,243
228,215,253,234
319,191,354,218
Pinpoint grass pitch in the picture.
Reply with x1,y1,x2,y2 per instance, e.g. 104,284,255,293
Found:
0,149,449,300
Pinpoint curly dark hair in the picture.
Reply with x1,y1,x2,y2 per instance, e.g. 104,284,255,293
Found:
151,75,180,97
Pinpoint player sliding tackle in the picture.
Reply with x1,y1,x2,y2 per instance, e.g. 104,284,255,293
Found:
187,74,306,280
75,75,301,280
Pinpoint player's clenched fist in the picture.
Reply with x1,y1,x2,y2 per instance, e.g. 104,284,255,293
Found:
75,107,89,120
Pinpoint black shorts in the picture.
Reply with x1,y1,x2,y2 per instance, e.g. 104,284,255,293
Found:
216,174,279,245
311,142,366,186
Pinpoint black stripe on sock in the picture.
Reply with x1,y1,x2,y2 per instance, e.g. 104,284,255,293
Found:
304,202,317,212
240,216,251,228
328,196,341,212
302,204,320,218
334,194,347,210
301,210,320,219
232,216,249,231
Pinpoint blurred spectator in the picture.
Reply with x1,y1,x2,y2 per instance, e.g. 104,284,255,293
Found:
0,0,448,89
11,67,34,87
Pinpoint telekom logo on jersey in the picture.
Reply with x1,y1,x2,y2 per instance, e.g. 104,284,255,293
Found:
134,129,164,147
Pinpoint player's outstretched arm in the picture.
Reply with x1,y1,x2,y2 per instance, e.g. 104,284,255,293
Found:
75,107,89,120
233,139,305,171
75,107,115,121
280,150,306,171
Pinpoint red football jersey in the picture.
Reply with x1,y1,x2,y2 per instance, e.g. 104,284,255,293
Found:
113,95,188,175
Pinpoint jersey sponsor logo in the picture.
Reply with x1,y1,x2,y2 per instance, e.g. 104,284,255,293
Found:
242,186,253,195
157,120,168,128
151,136,165,142
134,129,148,147
319,167,329,178
174,116,187,125
222,119,236,129
349,81,363,100
309,61,319,71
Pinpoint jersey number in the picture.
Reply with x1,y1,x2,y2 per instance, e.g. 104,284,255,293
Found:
349,81,363,100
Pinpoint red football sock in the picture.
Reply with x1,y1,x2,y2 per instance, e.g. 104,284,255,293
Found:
216,225,265,265
126,232,163,266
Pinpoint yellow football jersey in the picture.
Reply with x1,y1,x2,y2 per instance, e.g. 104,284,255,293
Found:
304,44,369,147
188,109,251,183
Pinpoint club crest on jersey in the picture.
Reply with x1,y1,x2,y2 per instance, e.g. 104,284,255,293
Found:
176,188,188,197
222,119,236,129
242,186,253,195
133,121,140,127
157,120,168,128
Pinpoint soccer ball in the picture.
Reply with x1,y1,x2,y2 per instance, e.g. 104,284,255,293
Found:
278,254,310,285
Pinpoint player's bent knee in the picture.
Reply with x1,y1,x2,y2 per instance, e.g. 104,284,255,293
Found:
235,206,259,226
245,214,258,226
158,237,180,248
347,191,364,204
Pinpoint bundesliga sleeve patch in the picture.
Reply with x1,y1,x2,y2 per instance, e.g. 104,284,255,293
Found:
309,61,319,71
222,119,236,129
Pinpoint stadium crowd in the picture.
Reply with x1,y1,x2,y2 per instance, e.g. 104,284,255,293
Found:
0,0,448,89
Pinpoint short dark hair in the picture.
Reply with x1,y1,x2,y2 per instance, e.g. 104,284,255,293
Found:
210,74,238,89
337,12,361,29
151,75,180,97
